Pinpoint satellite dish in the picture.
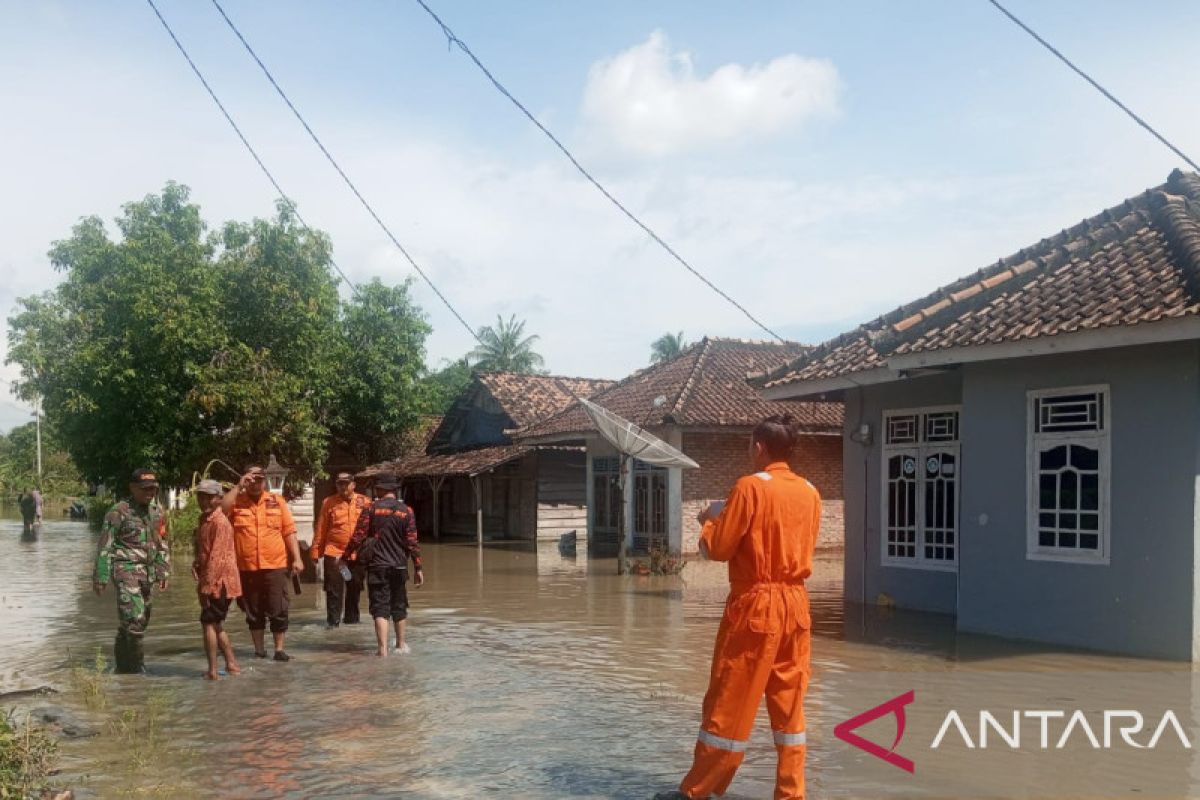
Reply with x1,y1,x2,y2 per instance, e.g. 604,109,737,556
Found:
579,398,699,469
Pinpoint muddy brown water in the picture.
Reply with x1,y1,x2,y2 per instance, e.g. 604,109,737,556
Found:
2,516,1197,799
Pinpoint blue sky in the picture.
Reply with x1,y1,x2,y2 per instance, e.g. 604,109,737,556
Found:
2,1,1199,432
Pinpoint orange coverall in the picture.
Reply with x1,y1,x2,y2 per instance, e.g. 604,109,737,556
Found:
680,461,821,800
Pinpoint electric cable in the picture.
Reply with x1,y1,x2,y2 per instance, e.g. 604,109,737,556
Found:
987,0,1199,172
412,0,786,342
145,0,363,296
208,0,481,343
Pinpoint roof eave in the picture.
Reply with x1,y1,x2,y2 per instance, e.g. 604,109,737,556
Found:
759,367,901,400
888,314,1200,371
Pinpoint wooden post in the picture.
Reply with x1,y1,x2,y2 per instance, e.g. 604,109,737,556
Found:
426,476,445,541
472,474,483,547
617,454,629,575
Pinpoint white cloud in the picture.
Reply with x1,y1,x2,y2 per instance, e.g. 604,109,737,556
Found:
581,31,840,157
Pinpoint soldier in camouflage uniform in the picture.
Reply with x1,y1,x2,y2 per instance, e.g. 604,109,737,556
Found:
92,468,171,674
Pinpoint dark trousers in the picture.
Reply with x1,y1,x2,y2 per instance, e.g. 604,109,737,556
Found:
322,556,363,625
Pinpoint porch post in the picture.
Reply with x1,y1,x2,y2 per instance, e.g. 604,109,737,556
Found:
471,474,483,546
426,476,445,541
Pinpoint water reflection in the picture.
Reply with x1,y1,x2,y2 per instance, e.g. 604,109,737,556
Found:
0,516,1195,798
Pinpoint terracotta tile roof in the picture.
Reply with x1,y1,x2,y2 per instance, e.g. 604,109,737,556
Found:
761,169,1200,389
517,338,843,440
475,372,616,429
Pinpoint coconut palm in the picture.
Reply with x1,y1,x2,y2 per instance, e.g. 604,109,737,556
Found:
468,315,546,373
650,331,689,364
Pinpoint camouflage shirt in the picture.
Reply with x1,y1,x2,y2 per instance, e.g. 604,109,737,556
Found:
93,500,170,584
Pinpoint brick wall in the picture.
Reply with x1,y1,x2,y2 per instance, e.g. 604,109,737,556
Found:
679,430,844,554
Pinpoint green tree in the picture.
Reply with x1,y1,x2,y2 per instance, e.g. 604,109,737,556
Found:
650,331,689,363
421,357,474,415
0,420,86,499
334,278,432,462
468,314,545,373
6,183,426,487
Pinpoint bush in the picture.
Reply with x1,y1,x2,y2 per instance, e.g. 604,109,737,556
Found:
167,494,200,557
86,492,114,532
0,710,58,799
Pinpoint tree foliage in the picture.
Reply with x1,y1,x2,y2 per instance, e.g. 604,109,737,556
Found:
0,420,86,499
468,314,545,373
420,357,474,415
334,278,432,462
6,183,432,486
650,331,689,364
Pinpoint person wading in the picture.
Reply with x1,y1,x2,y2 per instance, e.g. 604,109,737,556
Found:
656,415,821,800
309,472,370,628
18,489,37,535
223,465,303,662
341,474,423,657
92,468,170,674
191,480,242,680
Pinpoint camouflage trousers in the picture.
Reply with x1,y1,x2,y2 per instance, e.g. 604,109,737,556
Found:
113,563,154,637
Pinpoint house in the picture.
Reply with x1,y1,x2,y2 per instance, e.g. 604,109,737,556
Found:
515,338,844,555
360,372,614,542
756,169,1200,660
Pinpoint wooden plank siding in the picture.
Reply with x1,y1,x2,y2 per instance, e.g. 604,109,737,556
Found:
535,450,587,541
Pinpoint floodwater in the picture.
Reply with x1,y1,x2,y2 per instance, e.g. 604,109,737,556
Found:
2,516,1198,799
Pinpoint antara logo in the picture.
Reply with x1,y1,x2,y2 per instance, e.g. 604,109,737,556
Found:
836,692,1192,774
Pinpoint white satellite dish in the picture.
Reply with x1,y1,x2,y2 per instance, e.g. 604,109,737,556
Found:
579,398,700,470
579,397,699,574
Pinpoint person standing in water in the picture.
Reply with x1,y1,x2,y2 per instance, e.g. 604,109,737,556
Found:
93,469,170,674
341,474,423,657
191,479,242,680
656,415,821,800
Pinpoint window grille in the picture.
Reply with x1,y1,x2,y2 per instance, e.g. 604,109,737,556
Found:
1028,387,1109,562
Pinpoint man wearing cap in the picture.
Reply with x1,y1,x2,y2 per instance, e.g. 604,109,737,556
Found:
222,464,303,662
309,472,371,628
342,474,423,657
93,468,170,674
192,480,242,680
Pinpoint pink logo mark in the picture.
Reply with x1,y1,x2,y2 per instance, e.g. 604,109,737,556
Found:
834,690,916,773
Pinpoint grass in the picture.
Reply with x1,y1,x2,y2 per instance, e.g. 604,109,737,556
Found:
69,648,108,712
0,710,59,799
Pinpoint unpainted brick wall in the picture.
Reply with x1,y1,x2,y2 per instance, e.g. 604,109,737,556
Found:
679,431,844,554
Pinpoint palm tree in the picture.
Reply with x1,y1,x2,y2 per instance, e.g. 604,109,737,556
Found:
468,315,546,373
650,331,689,364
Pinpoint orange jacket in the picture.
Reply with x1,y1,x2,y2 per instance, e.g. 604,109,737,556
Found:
701,461,821,594
311,492,369,558
230,492,297,572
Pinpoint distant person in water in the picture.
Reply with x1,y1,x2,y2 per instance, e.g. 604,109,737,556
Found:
191,480,242,680
31,488,43,525
18,489,37,534
341,474,423,657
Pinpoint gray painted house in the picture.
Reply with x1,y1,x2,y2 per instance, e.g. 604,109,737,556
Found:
757,170,1200,660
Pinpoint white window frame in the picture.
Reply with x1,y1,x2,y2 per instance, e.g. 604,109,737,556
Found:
881,405,961,572
1026,385,1111,565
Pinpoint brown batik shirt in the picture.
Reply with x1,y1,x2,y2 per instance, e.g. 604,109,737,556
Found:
194,509,243,599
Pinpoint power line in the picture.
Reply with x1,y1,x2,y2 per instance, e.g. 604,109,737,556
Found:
207,0,481,344
412,0,786,343
144,0,362,295
987,0,1200,173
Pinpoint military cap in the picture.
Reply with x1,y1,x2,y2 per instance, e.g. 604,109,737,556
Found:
131,468,159,488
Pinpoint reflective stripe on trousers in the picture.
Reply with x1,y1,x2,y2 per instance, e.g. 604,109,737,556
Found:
773,730,806,746
697,727,749,753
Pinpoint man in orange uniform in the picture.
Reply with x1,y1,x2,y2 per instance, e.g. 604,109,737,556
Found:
222,465,303,662
657,414,821,800
309,472,370,627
